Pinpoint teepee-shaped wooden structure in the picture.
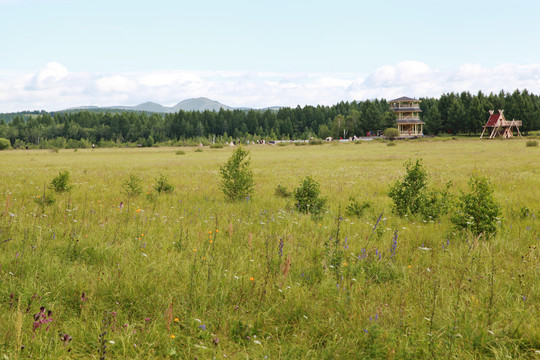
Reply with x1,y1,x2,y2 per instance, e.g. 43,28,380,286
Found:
480,110,522,139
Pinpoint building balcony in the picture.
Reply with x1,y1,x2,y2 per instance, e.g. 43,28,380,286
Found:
396,115,421,121
389,106,422,112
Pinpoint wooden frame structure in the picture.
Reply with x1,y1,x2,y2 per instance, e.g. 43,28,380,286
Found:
389,96,424,137
480,110,522,139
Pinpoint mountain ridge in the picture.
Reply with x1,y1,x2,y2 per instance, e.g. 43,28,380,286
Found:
64,97,280,113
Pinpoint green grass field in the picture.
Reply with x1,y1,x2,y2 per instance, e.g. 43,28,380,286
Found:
0,139,538,359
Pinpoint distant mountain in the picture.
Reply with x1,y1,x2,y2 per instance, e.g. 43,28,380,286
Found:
171,97,232,112
64,97,240,113
59,97,285,115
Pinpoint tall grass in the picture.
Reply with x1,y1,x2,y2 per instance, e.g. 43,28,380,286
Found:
0,140,538,359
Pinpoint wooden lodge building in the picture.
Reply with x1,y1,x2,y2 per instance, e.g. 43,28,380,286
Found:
389,96,424,137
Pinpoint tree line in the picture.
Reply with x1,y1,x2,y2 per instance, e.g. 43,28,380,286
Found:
1,89,538,148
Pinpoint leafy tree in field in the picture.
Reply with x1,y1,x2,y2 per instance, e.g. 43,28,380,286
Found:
0,137,10,150
389,159,452,219
220,146,254,201
425,105,442,135
294,176,327,216
451,174,501,237
383,128,399,140
388,159,428,216
49,171,72,192
318,124,331,139
331,114,346,138
467,96,485,134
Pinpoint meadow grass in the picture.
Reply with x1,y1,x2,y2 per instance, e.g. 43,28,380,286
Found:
0,139,538,359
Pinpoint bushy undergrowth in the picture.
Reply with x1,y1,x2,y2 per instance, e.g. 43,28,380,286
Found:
345,197,371,217
123,174,143,197
0,142,537,359
49,171,72,192
388,159,452,219
0,137,10,150
274,184,292,198
219,146,254,201
451,174,501,237
293,176,327,216
153,174,174,194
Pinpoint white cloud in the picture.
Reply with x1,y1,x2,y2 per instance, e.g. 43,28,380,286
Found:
2,61,540,112
96,75,138,93
24,62,68,91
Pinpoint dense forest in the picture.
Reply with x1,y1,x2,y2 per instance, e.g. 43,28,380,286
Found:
1,90,539,148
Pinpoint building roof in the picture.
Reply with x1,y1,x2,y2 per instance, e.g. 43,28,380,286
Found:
396,119,425,124
389,96,420,102
485,112,501,127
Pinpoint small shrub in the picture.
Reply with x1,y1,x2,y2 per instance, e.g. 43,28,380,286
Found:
176,150,186,155
34,192,55,207
525,140,538,147
388,159,427,216
275,184,292,198
210,143,224,149
389,160,452,219
345,197,371,217
519,206,530,218
294,176,327,215
451,174,501,237
309,139,323,145
277,142,289,147
383,128,400,140
49,171,72,192
418,181,453,220
294,142,307,146
386,142,397,147
0,138,10,150
154,174,174,194
219,146,254,201
194,148,203,152
123,174,143,197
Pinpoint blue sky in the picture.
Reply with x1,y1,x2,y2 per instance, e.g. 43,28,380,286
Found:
1,0,540,111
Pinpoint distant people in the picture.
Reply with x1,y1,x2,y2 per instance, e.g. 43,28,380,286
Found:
25,144,28,150
92,144,95,148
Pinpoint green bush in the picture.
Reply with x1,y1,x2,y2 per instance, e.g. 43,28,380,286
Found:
194,148,203,153
451,174,501,237
123,174,143,197
34,192,55,207
418,182,453,220
0,138,10,150
386,142,397,147
274,184,292,198
345,197,371,217
388,159,428,216
210,143,224,149
219,146,255,201
383,128,400,140
49,171,72,192
176,150,186,155
388,159,452,219
293,176,327,215
153,174,174,194
525,140,538,147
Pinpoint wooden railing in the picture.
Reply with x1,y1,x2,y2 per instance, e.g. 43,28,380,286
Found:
397,115,421,120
